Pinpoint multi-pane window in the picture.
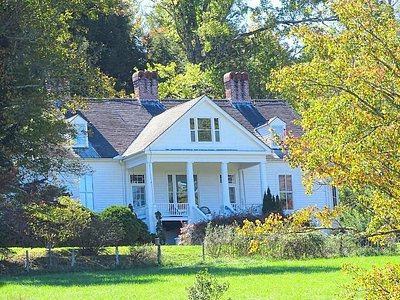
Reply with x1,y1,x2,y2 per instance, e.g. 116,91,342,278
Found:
271,125,284,148
131,175,145,208
130,174,145,184
190,118,220,142
332,187,338,207
279,175,293,210
168,175,198,204
73,123,88,148
80,174,94,210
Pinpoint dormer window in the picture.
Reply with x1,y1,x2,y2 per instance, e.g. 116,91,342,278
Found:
73,123,88,148
255,116,286,149
270,125,285,148
190,118,220,142
67,115,89,148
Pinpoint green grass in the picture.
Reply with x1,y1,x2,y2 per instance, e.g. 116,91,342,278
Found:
0,246,398,300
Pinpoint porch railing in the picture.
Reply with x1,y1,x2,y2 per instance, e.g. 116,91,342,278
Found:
231,203,262,215
155,203,189,217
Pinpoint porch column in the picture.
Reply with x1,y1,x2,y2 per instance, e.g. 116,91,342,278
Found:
220,161,231,210
259,161,267,198
186,161,196,220
145,161,155,233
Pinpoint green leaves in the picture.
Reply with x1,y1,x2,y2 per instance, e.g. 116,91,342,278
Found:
269,0,400,241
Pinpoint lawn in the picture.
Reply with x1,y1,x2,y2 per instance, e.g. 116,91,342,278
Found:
0,246,398,300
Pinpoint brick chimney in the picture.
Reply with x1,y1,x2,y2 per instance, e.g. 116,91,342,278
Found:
132,70,159,102
223,71,251,102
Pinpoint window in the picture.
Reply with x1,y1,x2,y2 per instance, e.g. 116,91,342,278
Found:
332,187,338,207
73,123,88,148
80,174,94,210
130,174,145,184
190,118,220,142
168,175,198,204
279,175,293,210
270,125,284,148
131,174,146,208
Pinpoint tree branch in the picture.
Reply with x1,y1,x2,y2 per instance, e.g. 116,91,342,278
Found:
233,16,337,40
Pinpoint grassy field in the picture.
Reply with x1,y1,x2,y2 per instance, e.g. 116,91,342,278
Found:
0,246,398,300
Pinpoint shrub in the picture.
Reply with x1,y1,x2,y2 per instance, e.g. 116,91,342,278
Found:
26,196,92,248
262,188,283,215
71,213,124,255
187,269,229,300
100,206,150,245
204,223,246,258
263,233,325,259
179,213,262,245
342,263,400,300
129,244,157,266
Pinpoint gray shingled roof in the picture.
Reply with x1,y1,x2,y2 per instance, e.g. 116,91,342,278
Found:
72,96,302,158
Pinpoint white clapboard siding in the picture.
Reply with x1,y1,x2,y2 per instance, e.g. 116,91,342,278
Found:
265,160,331,210
67,160,125,212
242,165,263,206
151,100,266,152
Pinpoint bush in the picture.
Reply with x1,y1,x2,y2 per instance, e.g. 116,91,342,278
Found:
179,213,262,245
100,206,151,245
70,213,124,255
342,263,400,300
262,233,325,259
129,244,157,266
262,188,283,215
204,223,246,257
27,196,92,248
187,269,229,300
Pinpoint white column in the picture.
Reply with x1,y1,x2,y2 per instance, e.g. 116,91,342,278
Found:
186,161,196,221
220,161,230,210
145,161,155,233
259,161,267,198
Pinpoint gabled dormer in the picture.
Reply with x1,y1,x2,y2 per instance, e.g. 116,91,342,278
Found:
67,114,88,148
255,116,286,149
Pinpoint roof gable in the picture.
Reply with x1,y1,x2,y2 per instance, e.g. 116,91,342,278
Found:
123,96,270,156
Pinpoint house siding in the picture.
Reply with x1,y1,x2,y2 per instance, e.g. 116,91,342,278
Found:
67,159,125,212
150,100,267,152
265,160,330,210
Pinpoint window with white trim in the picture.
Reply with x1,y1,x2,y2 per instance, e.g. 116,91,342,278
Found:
73,123,88,148
279,175,293,210
131,175,146,208
190,118,220,142
270,125,285,148
168,174,198,205
80,174,94,210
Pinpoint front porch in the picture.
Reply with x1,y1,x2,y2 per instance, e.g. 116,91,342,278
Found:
124,152,268,232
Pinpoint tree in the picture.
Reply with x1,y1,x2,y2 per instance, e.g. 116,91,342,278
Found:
0,1,121,249
0,0,118,204
26,197,92,248
269,0,399,241
81,1,147,94
143,0,291,98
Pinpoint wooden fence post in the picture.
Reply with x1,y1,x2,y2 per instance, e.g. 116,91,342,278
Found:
25,250,30,272
115,246,120,266
155,238,161,265
202,241,205,262
47,245,52,268
71,249,76,268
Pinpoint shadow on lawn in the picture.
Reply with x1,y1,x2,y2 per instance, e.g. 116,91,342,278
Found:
0,264,340,287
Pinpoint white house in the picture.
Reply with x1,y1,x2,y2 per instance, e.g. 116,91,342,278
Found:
64,70,337,233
